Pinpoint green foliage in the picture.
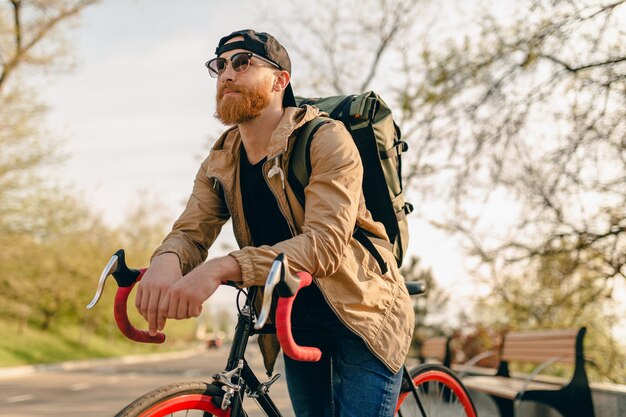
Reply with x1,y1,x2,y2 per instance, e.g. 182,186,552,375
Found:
0,0,197,366
472,252,626,383
0,195,198,367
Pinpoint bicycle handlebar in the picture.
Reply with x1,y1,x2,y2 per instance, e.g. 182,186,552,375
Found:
86,249,165,344
87,250,321,360
274,271,322,362
254,253,322,362
112,268,166,344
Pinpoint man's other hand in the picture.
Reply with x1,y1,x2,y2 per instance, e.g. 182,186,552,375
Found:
135,252,182,336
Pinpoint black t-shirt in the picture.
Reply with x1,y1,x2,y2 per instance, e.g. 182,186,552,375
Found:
239,151,291,246
239,148,357,338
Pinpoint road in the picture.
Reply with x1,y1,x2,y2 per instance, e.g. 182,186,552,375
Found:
0,344,294,417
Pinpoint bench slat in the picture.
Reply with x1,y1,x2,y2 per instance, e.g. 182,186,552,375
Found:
502,353,575,364
463,376,561,399
503,348,575,363
502,330,579,364
504,339,577,348
506,330,578,340
504,340,576,351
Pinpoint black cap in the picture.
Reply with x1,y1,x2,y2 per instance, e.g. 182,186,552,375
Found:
215,29,297,108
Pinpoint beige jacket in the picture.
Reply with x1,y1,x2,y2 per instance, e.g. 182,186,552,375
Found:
153,105,414,374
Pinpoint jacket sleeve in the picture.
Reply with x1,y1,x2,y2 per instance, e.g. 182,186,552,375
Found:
151,157,231,274
230,121,363,286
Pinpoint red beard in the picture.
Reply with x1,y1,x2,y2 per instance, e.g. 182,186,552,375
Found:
215,79,272,125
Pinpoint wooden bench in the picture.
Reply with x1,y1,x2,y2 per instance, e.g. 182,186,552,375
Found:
461,327,595,417
419,336,452,368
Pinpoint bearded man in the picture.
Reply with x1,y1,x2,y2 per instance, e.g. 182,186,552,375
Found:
135,30,414,417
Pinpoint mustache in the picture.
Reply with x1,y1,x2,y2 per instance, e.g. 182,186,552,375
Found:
217,82,247,99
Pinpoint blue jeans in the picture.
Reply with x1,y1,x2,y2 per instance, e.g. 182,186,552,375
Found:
283,334,402,417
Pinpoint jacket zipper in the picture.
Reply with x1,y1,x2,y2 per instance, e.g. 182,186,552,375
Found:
263,158,297,237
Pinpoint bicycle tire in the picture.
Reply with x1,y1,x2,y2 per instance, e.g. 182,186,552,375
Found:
395,363,477,417
115,381,234,417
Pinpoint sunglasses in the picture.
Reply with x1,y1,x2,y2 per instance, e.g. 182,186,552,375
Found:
205,52,282,78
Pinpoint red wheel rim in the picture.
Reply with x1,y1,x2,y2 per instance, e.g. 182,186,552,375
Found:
138,394,230,417
395,370,476,417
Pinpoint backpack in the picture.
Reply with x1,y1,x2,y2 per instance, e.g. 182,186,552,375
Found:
291,91,413,269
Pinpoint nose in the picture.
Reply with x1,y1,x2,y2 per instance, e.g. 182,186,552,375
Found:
218,60,237,82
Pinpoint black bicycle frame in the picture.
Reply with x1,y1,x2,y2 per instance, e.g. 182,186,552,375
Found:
224,286,284,417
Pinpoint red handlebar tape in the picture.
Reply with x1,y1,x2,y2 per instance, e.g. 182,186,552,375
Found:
113,268,166,344
275,271,322,362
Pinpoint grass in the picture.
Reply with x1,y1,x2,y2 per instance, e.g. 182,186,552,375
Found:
0,318,199,367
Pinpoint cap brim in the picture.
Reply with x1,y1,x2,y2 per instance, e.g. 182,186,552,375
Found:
283,83,297,107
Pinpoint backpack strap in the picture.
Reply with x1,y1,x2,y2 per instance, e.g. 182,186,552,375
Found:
289,117,332,205
353,228,388,275
290,96,357,200
289,116,388,275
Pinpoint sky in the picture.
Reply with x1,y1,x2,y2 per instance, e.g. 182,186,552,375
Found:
38,0,625,340
43,0,255,226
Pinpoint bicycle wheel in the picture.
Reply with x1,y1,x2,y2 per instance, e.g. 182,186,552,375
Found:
115,381,233,417
395,363,477,417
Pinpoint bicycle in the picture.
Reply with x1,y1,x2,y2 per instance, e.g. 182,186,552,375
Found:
87,249,478,417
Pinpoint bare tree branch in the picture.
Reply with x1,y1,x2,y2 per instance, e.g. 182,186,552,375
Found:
539,54,626,73
0,0,100,91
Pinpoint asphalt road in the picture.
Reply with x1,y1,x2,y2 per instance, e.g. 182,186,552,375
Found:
0,343,294,417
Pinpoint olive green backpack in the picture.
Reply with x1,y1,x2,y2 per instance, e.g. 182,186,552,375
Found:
291,91,413,269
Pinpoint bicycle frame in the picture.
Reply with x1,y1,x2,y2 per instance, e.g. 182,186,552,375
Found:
219,285,284,416
88,249,477,417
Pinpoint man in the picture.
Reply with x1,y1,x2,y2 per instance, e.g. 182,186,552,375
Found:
135,29,414,417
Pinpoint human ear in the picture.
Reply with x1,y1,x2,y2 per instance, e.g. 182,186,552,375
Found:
273,70,290,91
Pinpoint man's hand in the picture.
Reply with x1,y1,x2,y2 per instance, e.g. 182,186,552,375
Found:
136,254,242,336
135,253,182,336
160,255,241,323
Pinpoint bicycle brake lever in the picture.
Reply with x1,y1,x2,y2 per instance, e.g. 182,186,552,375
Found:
255,253,288,329
86,254,119,309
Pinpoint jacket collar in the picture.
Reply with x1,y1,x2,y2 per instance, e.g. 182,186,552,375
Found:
266,105,321,159
210,105,321,159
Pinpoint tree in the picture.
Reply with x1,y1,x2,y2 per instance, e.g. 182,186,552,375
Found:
404,0,626,286
0,0,100,231
0,0,103,330
269,0,421,96
266,0,626,379
0,0,100,89
269,0,626,282
0,188,116,329
404,1,626,378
